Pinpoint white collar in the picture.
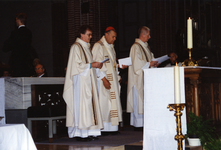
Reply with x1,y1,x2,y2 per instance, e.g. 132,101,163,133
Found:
135,38,148,48
38,73,44,78
76,38,91,49
101,36,114,48
18,25,25,29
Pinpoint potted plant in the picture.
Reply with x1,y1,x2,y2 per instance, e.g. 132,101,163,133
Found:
203,137,221,150
186,111,215,147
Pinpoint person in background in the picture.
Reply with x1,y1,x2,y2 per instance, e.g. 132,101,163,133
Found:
32,63,47,77
1,69,11,77
3,70,11,77
2,13,34,77
165,52,182,67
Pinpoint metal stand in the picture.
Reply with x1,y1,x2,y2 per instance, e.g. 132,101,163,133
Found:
182,49,198,66
167,103,185,150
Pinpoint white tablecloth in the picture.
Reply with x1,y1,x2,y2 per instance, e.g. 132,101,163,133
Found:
143,67,187,150
0,78,5,125
0,124,37,150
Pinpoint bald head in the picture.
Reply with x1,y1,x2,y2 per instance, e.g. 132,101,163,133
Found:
138,26,151,42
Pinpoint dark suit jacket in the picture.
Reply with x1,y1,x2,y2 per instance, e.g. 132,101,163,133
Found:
31,73,48,77
3,26,35,77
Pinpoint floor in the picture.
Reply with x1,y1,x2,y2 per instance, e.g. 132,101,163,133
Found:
36,143,142,150
35,127,143,150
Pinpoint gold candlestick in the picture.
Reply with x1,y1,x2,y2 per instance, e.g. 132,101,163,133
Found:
182,48,198,66
167,103,185,150
182,17,198,66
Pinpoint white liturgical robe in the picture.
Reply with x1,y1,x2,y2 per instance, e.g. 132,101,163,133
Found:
92,36,122,131
63,38,103,138
127,38,154,127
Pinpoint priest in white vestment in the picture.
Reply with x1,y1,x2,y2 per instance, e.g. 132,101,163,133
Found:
92,27,124,134
63,25,104,141
127,26,158,128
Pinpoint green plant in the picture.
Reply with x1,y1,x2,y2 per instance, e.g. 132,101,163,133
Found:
204,137,221,150
186,111,215,147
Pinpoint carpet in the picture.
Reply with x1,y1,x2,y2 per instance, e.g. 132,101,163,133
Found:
35,129,143,147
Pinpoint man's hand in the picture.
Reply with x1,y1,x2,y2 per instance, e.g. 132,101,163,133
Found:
155,63,161,67
119,78,122,83
120,65,128,69
102,77,111,89
149,61,158,67
91,62,103,69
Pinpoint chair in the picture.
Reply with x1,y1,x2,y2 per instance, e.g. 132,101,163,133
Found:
27,84,66,143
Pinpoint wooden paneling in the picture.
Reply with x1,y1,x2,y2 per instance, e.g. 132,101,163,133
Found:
152,0,177,57
67,0,108,49
185,68,221,124
118,1,152,58
51,1,69,77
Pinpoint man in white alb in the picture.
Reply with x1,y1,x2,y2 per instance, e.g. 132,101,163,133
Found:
127,26,158,128
92,27,125,135
63,25,104,141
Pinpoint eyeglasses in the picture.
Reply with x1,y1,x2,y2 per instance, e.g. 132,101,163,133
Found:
86,33,92,37
35,68,43,70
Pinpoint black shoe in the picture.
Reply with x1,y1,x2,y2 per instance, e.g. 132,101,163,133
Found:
134,127,143,131
76,137,92,142
111,131,120,135
101,132,110,136
101,131,120,136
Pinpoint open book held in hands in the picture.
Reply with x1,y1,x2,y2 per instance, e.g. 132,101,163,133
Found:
118,57,132,68
152,55,170,64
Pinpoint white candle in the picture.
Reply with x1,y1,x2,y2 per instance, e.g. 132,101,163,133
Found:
174,65,181,104
187,17,193,49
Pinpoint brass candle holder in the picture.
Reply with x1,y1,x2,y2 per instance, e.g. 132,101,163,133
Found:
167,103,185,150
182,48,198,66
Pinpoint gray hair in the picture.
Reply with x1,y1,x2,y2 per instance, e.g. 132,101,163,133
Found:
138,26,150,37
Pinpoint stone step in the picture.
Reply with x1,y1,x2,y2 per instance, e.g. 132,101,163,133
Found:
124,143,203,150
185,145,203,150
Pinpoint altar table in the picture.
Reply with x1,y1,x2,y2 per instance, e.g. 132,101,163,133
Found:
0,124,37,150
143,67,187,150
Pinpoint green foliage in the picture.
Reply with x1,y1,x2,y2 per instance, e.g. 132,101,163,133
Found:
186,111,215,147
204,137,221,150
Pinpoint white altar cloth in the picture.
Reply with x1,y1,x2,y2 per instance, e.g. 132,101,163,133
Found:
0,124,37,150
0,78,5,125
143,67,187,150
